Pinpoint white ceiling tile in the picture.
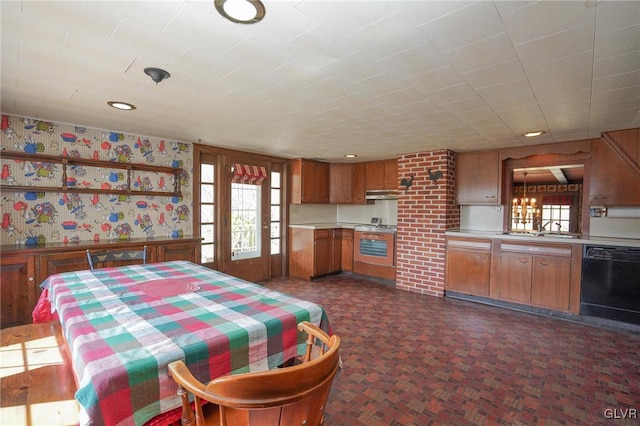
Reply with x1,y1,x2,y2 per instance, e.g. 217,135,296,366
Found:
446,32,517,73
592,70,640,93
529,72,593,98
408,65,465,95
476,79,533,102
594,51,640,79
417,1,505,52
594,0,640,35
515,23,595,68
595,24,640,60
525,51,595,84
500,1,596,44
461,59,526,90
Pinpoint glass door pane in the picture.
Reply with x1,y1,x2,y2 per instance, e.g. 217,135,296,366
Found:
231,183,261,260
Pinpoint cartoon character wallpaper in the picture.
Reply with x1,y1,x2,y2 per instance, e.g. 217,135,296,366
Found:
0,114,193,245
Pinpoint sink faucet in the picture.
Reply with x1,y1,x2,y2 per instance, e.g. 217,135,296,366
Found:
538,220,553,232
555,222,561,235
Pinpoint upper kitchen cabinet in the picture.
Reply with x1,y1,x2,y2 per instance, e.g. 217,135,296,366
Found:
365,159,398,191
589,129,640,206
330,163,366,204
291,159,330,204
456,151,501,205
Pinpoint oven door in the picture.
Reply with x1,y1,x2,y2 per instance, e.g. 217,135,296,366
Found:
354,231,395,267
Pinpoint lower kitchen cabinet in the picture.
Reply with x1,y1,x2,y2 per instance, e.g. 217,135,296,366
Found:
496,241,575,311
289,227,343,280
446,236,581,314
0,237,201,328
446,237,491,297
0,254,36,329
341,229,354,272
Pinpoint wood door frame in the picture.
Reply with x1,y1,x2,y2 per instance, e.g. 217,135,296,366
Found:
193,144,289,281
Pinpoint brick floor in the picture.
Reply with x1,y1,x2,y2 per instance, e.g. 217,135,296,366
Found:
260,274,640,426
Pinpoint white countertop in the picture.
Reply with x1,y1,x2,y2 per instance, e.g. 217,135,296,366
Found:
289,222,363,230
445,229,640,248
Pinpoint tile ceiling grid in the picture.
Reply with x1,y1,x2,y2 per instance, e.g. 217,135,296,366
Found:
0,1,638,162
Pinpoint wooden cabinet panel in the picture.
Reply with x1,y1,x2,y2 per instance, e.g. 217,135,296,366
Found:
365,161,385,190
499,253,532,303
352,163,366,204
330,164,353,204
365,160,398,191
589,133,640,206
332,229,342,272
531,256,571,310
341,229,354,272
291,159,330,204
0,255,36,329
157,242,199,263
384,159,398,190
313,230,331,276
38,250,93,283
456,151,501,205
446,238,491,297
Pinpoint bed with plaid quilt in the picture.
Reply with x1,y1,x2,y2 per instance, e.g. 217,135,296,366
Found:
35,261,330,425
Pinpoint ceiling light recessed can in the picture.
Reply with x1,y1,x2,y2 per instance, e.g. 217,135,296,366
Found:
215,0,265,24
108,101,136,111
344,154,358,158
522,131,545,137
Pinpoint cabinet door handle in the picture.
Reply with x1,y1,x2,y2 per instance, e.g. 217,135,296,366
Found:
539,262,550,266
519,259,529,264
28,277,34,282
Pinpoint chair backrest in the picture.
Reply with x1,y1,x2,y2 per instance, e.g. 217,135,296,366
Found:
168,321,341,426
86,246,147,270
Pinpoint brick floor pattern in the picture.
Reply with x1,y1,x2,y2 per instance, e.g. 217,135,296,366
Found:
260,274,640,426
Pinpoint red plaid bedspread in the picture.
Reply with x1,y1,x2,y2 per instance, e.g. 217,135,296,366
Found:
34,261,330,425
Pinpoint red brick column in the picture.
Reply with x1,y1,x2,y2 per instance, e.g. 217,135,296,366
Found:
395,150,460,297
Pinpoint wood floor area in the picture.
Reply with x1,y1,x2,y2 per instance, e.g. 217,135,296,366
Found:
2,274,639,425
0,323,78,426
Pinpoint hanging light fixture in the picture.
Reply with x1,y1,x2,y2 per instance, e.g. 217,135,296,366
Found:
215,0,265,24
512,172,539,228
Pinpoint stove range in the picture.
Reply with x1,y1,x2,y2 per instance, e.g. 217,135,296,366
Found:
354,224,397,234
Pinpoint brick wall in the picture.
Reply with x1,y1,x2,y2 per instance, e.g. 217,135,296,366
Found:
396,150,460,297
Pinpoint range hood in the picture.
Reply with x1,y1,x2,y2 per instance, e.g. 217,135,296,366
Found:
365,190,398,200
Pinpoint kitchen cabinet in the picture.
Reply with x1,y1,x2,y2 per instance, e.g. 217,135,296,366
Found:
329,163,366,204
365,159,398,191
352,163,366,204
289,227,343,280
456,151,501,205
589,130,640,206
291,159,330,204
341,229,354,271
445,237,491,297
0,238,201,328
0,254,36,329
496,241,573,311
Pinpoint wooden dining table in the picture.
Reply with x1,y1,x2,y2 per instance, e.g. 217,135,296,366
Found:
33,261,331,426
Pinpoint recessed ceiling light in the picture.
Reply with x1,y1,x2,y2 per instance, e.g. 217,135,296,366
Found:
108,101,136,111
344,154,358,158
215,0,265,24
522,131,545,137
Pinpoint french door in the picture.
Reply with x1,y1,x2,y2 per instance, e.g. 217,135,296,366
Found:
220,156,271,282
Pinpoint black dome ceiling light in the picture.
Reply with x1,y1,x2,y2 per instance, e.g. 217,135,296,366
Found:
144,67,170,85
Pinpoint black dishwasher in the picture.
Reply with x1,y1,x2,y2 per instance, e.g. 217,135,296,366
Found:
580,245,640,325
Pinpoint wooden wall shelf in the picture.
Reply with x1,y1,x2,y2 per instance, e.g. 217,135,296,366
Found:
0,151,183,197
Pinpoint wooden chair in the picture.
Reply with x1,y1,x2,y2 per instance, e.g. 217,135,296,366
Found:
167,321,341,426
86,246,147,270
